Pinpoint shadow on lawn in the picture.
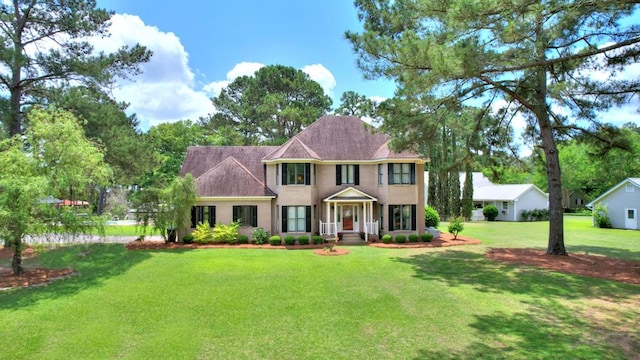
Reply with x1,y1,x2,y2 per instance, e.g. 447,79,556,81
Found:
0,243,152,309
567,245,640,262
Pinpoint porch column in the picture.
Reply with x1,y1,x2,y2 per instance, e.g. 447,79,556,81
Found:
363,201,368,242
325,201,330,234
333,201,338,237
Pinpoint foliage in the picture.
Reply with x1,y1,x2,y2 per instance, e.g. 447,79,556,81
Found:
483,206,499,221
448,217,465,240
284,235,296,246
212,221,240,244
192,222,213,245
381,234,393,244
421,233,434,242
251,227,270,245
269,235,282,246
182,234,194,244
237,234,249,244
335,91,379,119
521,209,550,222
424,206,441,228
408,234,419,243
394,234,406,244
312,235,324,245
593,204,612,229
298,235,310,245
461,170,474,220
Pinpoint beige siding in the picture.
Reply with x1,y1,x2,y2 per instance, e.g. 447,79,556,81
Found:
191,199,274,236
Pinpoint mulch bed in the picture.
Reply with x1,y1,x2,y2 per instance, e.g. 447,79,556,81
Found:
368,233,482,248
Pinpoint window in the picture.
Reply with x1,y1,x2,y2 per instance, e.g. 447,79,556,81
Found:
502,202,509,210
628,209,636,219
388,163,415,185
282,206,311,232
379,204,384,230
378,164,383,185
282,163,310,185
233,205,258,227
388,204,416,231
191,206,215,228
575,199,584,205
336,165,359,185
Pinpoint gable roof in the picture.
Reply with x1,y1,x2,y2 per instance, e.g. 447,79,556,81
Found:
263,115,422,162
324,186,378,202
473,184,547,202
586,177,640,208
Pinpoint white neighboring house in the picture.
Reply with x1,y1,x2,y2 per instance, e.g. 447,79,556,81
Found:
586,178,640,230
473,184,549,222
424,172,494,204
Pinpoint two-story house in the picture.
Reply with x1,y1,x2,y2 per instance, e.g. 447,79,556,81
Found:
180,115,426,241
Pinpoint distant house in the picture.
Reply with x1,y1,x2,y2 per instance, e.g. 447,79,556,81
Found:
565,190,588,211
586,178,640,230
180,116,427,241
424,172,494,205
473,184,549,222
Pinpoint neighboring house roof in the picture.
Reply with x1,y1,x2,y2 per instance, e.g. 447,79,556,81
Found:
473,184,548,201
263,115,422,162
586,177,640,208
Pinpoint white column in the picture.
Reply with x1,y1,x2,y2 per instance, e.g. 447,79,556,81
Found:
325,201,330,234
333,201,338,237
363,201,368,242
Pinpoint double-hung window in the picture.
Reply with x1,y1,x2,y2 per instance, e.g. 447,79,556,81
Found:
233,205,258,227
282,163,311,185
190,206,216,228
388,204,416,231
388,163,416,185
336,164,359,185
282,206,311,232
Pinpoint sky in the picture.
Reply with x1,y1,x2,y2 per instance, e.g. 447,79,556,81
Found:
94,0,396,130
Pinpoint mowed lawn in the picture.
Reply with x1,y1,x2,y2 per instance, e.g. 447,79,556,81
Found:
1,217,638,359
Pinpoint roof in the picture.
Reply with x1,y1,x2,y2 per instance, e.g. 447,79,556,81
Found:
263,115,422,162
473,184,547,201
586,177,640,208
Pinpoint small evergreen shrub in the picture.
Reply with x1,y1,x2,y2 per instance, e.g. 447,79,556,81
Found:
483,205,499,221
395,234,406,243
520,210,531,222
237,234,249,244
381,234,393,244
251,227,270,244
192,221,213,244
298,235,309,245
284,235,296,245
408,234,419,242
269,235,282,246
182,234,194,244
448,217,465,239
424,206,441,227
312,235,323,245
594,203,612,228
421,233,433,242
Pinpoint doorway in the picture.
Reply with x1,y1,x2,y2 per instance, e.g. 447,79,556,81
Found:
625,208,637,229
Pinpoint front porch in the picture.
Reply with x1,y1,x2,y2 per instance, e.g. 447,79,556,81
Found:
318,187,379,242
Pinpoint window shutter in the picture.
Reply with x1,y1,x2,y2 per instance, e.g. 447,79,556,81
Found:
209,206,216,227
410,164,416,184
251,206,258,227
411,205,417,231
388,205,394,231
190,207,197,228
388,164,394,184
336,165,342,185
305,206,312,232
233,206,239,222
282,206,288,232
282,163,288,185
354,165,360,185
305,163,311,185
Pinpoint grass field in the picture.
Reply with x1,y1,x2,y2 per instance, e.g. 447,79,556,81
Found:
1,216,638,359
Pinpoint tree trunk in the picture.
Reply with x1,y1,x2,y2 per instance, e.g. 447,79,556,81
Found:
11,238,24,275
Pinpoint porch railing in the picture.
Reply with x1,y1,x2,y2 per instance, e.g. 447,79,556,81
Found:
364,221,379,236
319,221,337,236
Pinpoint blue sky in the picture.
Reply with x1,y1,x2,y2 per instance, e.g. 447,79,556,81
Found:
95,1,396,130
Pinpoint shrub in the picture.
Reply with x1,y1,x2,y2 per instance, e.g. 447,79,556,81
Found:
251,227,270,244
408,234,419,242
284,235,296,245
298,235,309,245
421,233,433,242
269,235,282,246
381,234,393,244
483,205,499,221
182,234,194,244
212,221,240,244
448,217,464,239
520,210,531,222
312,235,324,245
424,206,440,227
192,221,213,244
395,234,406,243
237,234,249,244
594,203,612,228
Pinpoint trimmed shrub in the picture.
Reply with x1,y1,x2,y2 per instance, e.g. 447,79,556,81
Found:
269,235,282,246
424,206,440,227
421,233,433,242
284,235,296,246
408,234,419,243
251,227,270,245
192,221,213,244
182,234,194,244
483,205,499,221
237,234,249,244
312,235,324,245
395,234,406,243
381,234,393,244
298,235,309,245
448,217,465,239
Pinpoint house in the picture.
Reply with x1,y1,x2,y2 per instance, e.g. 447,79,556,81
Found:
565,190,588,211
180,116,427,240
424,171,494,205
472,184,549,221
586,178,640,230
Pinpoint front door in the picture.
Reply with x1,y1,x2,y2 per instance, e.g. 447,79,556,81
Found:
342,205,353,231
625,208,637,229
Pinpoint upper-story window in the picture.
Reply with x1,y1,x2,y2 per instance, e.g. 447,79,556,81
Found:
388,163,416,185
378,164,384,185
336,165,359,185
282,163,311,185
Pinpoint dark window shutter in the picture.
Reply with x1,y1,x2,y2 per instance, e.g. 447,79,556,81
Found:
306,206,312,232
411,205,417,230
282,206,288,232
410,164,416,184
354,165,360,185
305,163,311,185
190,206,197,228
336,165,342,185
209,206,216,227
388,164,394,185
282,163,288,185
233,206,240,222
251,206,258,227
388,205,394,231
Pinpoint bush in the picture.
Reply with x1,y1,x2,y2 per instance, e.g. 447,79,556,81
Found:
237,234,249,244
381,234,393,244
520,209,531,222
269,235,282,246
284,235,296,245
395,234,406,243
421,233,433,242
251,227,270,245
212,221,240,244
312,235,324,245
594,203,612,228
298,235,309,245
483,205,499,221
182,234,194,244
408,234,419,242
424,206,440,227
192,221,213,244
448,217,464,239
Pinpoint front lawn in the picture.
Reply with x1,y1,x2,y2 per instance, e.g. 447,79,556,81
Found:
1,217,638,359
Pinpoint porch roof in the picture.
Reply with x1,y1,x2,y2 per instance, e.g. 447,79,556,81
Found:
324,186,377,202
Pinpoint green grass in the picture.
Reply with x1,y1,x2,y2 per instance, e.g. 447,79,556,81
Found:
92,224,161,237
1,217,638,359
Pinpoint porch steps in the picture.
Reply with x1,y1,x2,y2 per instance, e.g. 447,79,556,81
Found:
340,233,366,245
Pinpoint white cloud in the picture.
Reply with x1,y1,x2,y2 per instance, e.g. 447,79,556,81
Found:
302,64,336,99
202,62,265,98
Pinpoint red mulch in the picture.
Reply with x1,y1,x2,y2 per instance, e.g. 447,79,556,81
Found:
313,248,350,256
0,246,76,290
368,233,482,248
